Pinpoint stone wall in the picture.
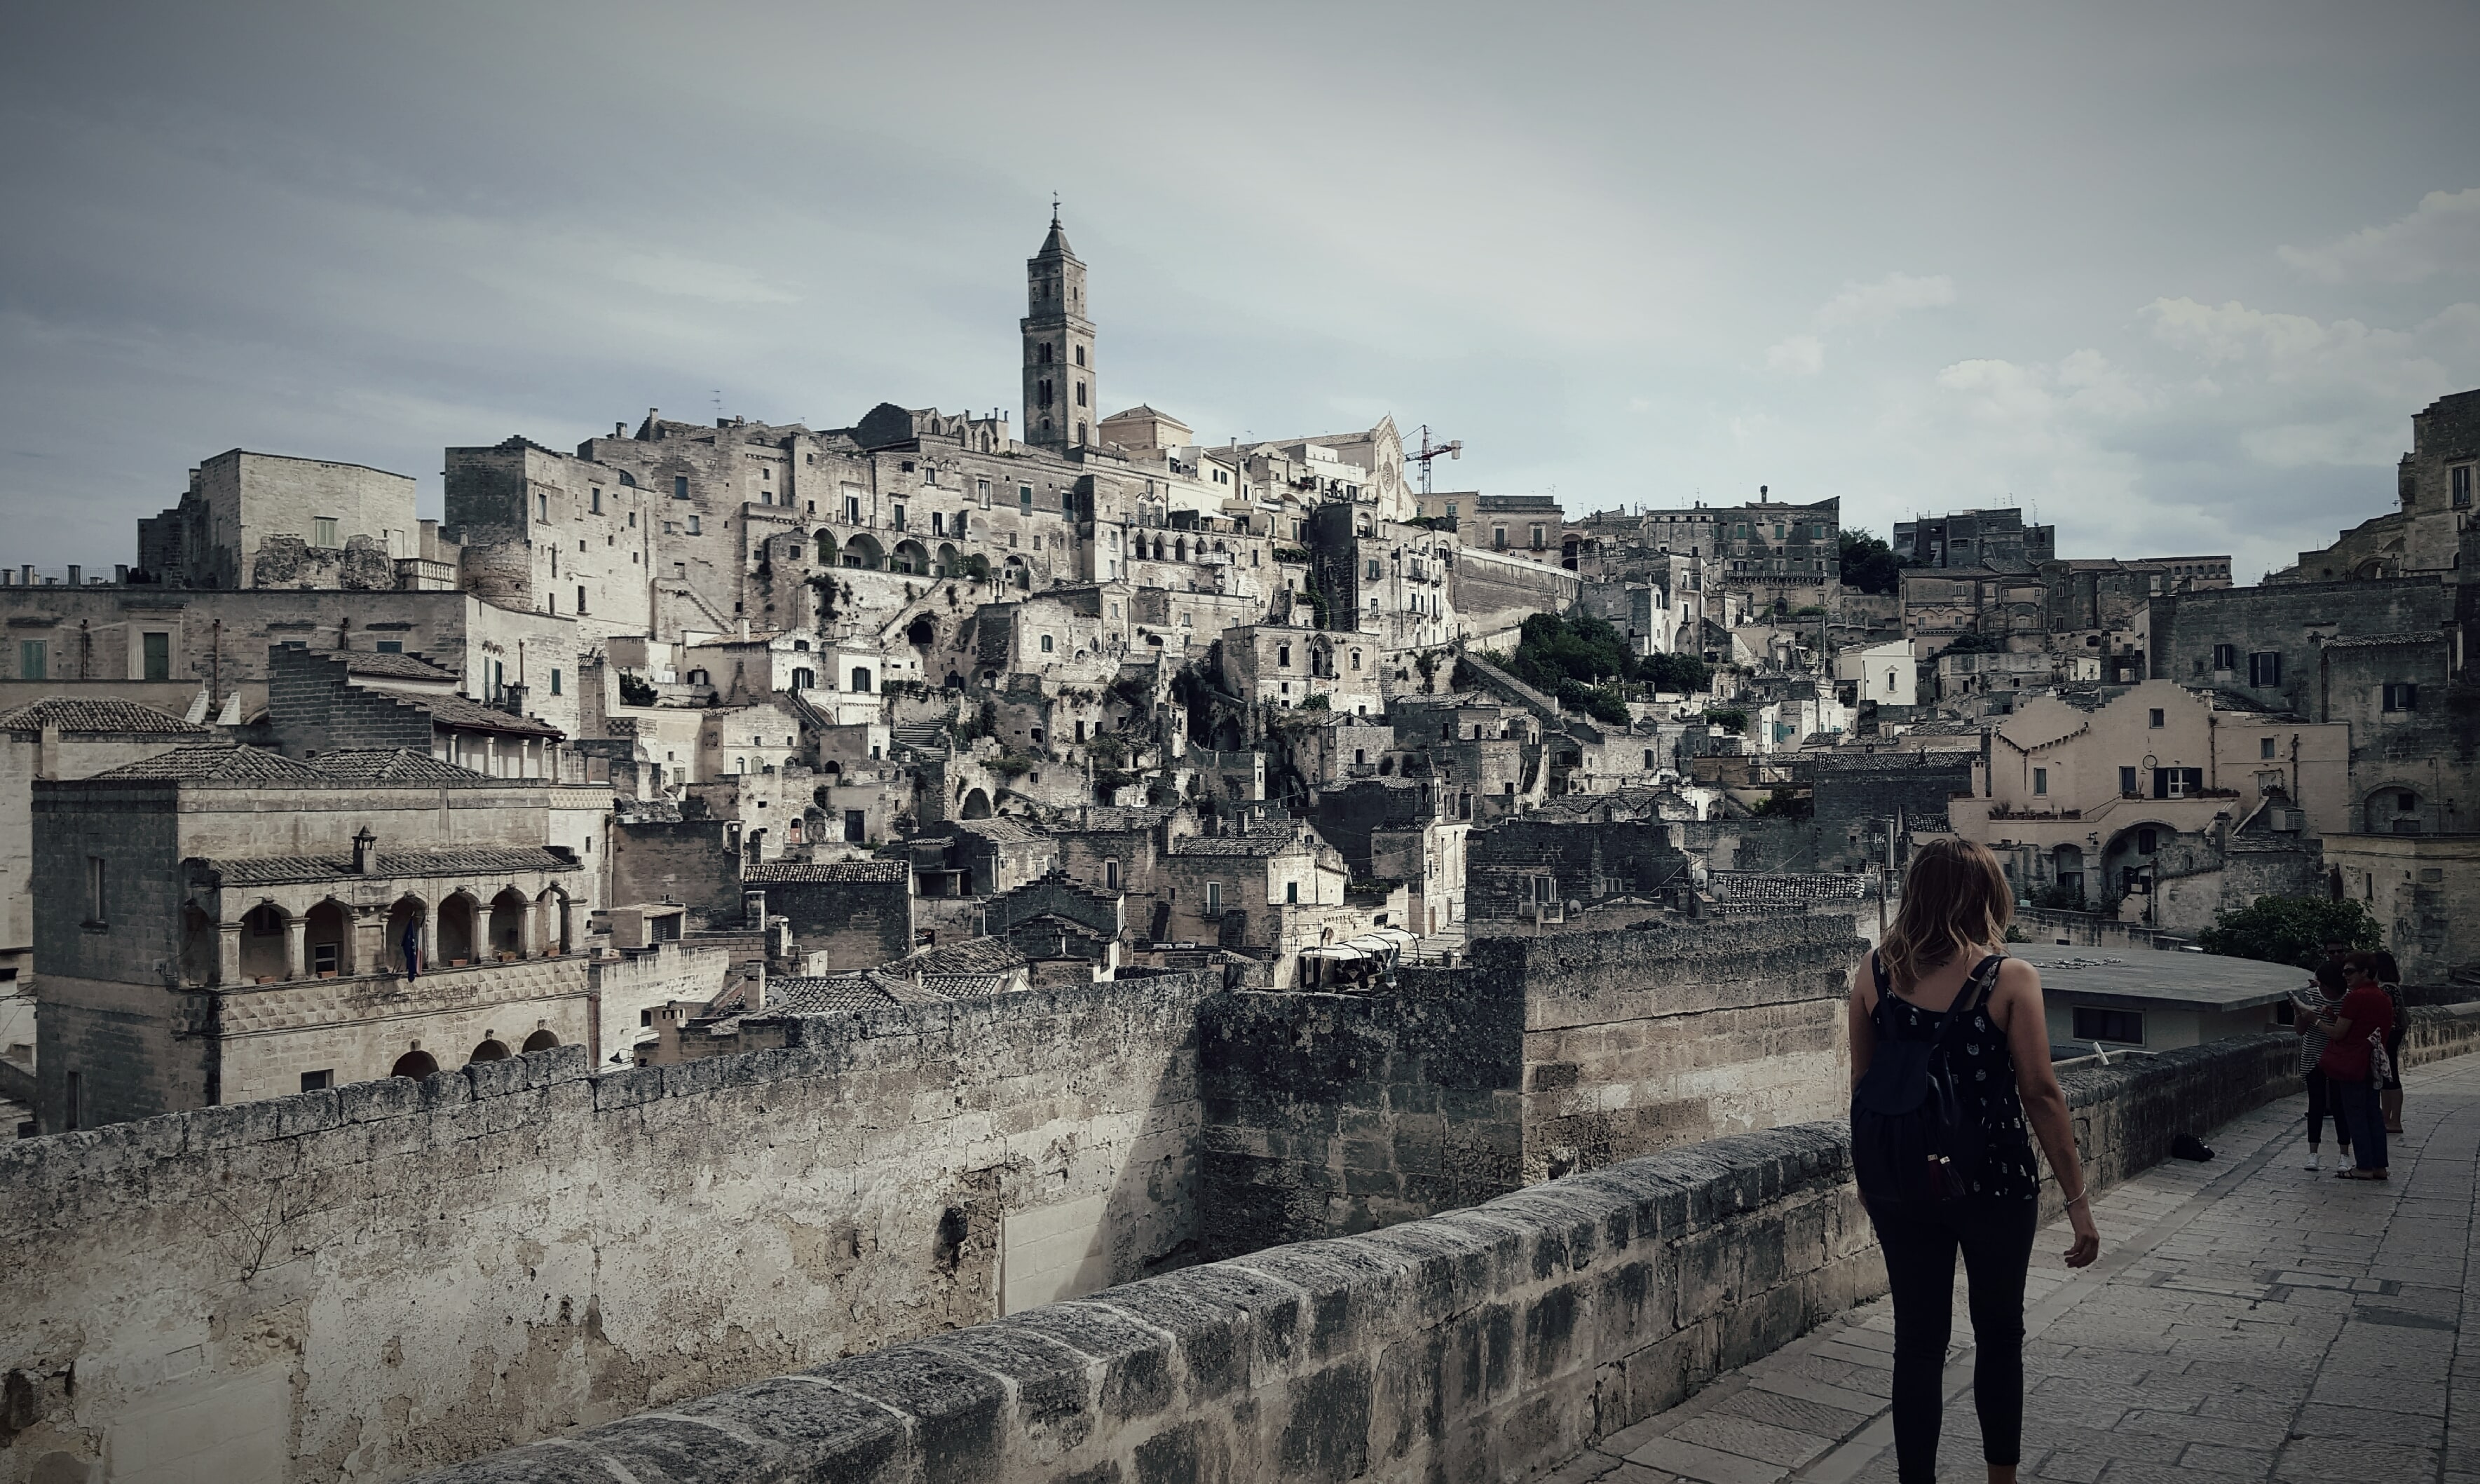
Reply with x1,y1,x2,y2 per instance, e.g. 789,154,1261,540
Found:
0,971,1222,1484
1196,917,1858,1259
406,1007,2480,1484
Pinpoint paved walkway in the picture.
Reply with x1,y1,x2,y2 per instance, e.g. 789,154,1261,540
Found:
1545,1054,2480,1484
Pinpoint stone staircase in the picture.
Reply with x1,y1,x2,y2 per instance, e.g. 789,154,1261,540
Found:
892,720,952,759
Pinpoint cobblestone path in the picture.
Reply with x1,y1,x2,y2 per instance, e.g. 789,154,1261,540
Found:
1543,1054,2480,1484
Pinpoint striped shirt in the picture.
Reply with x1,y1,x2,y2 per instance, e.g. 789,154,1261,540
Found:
2298,987,2339,1074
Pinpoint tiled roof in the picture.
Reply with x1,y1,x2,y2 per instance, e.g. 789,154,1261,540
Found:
424,693,565,738
195,845,580,887
89,744,334,784
2322,631,2441,649
956,817,1040,844
906,936,1029,976
308,749,496,787
742,860,909,883
0,696,212,736
345,651,457,681
1173,832,1302,857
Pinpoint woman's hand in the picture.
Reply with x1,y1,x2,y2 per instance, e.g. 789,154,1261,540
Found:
2063,1204,2101,1268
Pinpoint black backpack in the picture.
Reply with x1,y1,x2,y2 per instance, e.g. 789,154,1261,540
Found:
1851,952,2003,1207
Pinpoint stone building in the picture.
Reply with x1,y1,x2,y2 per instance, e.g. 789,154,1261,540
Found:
0,696,214,983
133,449,423,592
2273,387,2477,583
27,744,690,1132
1946,679,2349,930
1895,506,2055,571
0,585,584,742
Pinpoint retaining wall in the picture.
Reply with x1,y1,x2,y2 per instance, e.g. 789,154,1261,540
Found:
400,1009,2480,1484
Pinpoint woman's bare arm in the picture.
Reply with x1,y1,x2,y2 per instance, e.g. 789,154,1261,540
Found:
1994,957,2100,1266
1847,955,1878,1091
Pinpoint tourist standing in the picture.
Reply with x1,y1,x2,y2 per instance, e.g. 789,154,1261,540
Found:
2315,952,2394,1180
1849,838,2101,1484
2294,962,2351,1171
2373,950,2407,1135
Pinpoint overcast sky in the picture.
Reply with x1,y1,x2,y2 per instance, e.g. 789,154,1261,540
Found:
4,1,2475,582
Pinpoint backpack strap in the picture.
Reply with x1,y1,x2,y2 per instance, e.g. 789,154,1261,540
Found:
1926,953,2005,1055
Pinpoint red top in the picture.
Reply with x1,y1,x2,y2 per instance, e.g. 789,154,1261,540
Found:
2317,983,2395,1082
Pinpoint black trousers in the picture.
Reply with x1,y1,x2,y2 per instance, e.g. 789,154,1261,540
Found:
1867,1196,2041,1484
2303,1068,2350,1147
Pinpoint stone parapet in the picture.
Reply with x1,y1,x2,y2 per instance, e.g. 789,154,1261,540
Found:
401,1003,2480,1484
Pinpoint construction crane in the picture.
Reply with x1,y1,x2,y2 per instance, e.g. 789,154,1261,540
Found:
1408,424,1463,496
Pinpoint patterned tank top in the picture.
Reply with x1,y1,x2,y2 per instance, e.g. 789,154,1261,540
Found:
1870,951,2040,1202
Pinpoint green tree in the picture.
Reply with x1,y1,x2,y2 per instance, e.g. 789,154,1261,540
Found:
1637,651,1710,694
1837,529,1913,596
2196,897,2381,969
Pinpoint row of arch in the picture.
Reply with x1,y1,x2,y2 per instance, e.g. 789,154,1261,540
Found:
186,886,574,984
390,1027,561,1080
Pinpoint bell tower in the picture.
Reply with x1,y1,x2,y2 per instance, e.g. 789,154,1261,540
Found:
1021,204,1095,454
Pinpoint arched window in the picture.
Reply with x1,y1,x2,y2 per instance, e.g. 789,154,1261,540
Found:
391,1049,439,1080
521,1028,559,1052
1350,650,1361,670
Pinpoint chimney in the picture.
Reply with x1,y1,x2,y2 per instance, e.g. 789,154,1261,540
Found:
615,421,625,437
1759,485,1768,503
352,825,378,875
65,566,80,587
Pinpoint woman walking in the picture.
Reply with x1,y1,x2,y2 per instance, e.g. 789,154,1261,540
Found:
2315,951,2394,1181
2294,962,2351,1170
1850,839,2101,1484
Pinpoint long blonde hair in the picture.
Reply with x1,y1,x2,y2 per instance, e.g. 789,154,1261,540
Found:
1880,838,2012,993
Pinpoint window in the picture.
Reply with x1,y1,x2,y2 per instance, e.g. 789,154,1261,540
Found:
1365,559,1381,580
591,487,603,513
686,515,701,535
1075,345,1086,367
1040,634,1054,653
1284,880,1299,904
1105,859,1119,890
2212,643,2236,670
536,493,551,522
313,941,339,974
550,668,563,697
1278,644,1292,668
1445,501,1457,517
2137,827,2158,853
845,495,861,522
628,510,636,528
1206,881,1222,915
2455,463,2474,510
2261,736,2277,759
932,512,945,536
1349,650,1361,670
1019,484,1033,513
2248,651,2282,688
1493,526,1508,550
2148,708,2165,728
19,639,44,679
315,517,339,547
674,477,689,499
850,667,872,693
2072,1007,2145,1044
2033,767,2049,796
1039,343,1053,365
892,504,906,531
575,585,587,615
84,855,107,926
1530,524,1546,550
1075,381,1086,407
2383,682,2419,712
2119,766,2139,796
844,809,866,843
141,631,170,681
301,1070,332,1092
376,641,402,654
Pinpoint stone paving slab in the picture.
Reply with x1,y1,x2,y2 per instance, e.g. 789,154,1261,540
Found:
1536,1054,2480,1484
